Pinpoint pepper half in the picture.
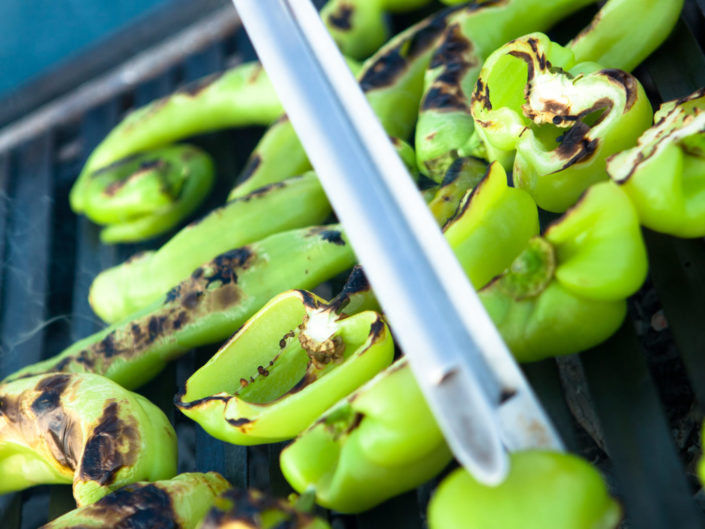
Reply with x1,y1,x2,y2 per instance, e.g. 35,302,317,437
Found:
0,373,177,506
279,359,452,513
427,451,621,529
175,290,394,445
479,181,647,362
608,88,705,238
469,32,652,212
198,487,331,529
40,472,230,529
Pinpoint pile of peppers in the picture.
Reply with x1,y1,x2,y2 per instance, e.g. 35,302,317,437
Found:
3,0,699,527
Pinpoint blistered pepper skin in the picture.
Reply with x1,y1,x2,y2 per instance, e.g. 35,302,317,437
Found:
198,487,331,529
479,181,647,362
90,172,331,323
470,33,652,212
609,88,705,237
5,225,356,390
40,472,230,529
0,373,177,507
71,62,281,212
81,144,214,244
428,451,621,529
175,290,394,445
280,359,452,513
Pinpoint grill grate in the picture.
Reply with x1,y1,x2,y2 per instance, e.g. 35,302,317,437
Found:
1,2,705,528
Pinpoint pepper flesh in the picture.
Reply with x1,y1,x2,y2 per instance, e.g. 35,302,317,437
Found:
0,373,177,506
608,88,705,237
81,144,214,243
198,486,331,529
175,290,394,445
479,181,647,362
4,225,356,390
427,451,621,529
90,172,331,323
40,472,230,529
280,359,452,513
469,33,652,212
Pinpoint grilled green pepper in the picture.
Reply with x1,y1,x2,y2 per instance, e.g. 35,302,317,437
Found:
0,373,177,506
426,156,487,225
71,62,281,212
81,144,214,243
479,181,647,362
5,225,356,389
416,0,682,181
608,88,705,237
229,5,456,198
415,0,594,179
280,358,452,513
198,487,331,529
428,451,621,529
469,32,652,212
40,472,230,529
175,289,393,445
90,172,331,323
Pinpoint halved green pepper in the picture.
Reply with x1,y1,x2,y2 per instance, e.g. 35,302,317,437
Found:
0,373,177,506
608,88,705,237
5,225,356,390
81,144,214,243
279,359,452,513
175,289,394,445
198,487,331,529
40,472,230,529
469,32,652,212
427,451,621,529
479,181,647,362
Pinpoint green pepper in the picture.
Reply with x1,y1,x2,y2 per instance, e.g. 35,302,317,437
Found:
5,225,356,390
229,5,456,198
90,172,331,323
608,88,705,238
280,359,452,513
427,451,621,529
415,0,594,180
198,487,331,529
479,181,647,362
80,144,214,243
469,32,652,212
0,373,177,506
175,289,393,445
71,62,282,212
40,472,230,529
426,156,487,225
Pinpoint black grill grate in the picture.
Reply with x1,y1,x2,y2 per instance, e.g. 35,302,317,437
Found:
1,2,705,528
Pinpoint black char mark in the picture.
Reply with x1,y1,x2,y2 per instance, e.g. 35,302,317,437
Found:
472,78,492,111
79,401,139,486
601,69,639,111
205,247,254,287
423,24,476,112
320,229,346,246
89,482,176,529
327,3,353,30
238,154,262,184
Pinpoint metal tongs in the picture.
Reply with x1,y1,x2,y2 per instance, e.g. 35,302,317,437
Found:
231,0,564,484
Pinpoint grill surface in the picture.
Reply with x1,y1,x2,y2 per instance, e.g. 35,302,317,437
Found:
1,2,705,528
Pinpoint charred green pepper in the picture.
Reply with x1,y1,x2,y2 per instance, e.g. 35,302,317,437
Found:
0,373,177,506
81,144,214,243
198,487,331,529
479,181,647,362
428,451,621,529
469,32,652,212
40,472,230,529
175,289,393,445
5,225,356,390
90,172,331,323
279,358,452,513
608,88,705,237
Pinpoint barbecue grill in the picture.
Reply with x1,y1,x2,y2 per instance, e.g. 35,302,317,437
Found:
1,1,705,528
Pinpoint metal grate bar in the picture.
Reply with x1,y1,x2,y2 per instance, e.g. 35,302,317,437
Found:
581,320,705,528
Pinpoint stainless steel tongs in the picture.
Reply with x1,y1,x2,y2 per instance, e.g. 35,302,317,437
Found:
230,0,564,485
